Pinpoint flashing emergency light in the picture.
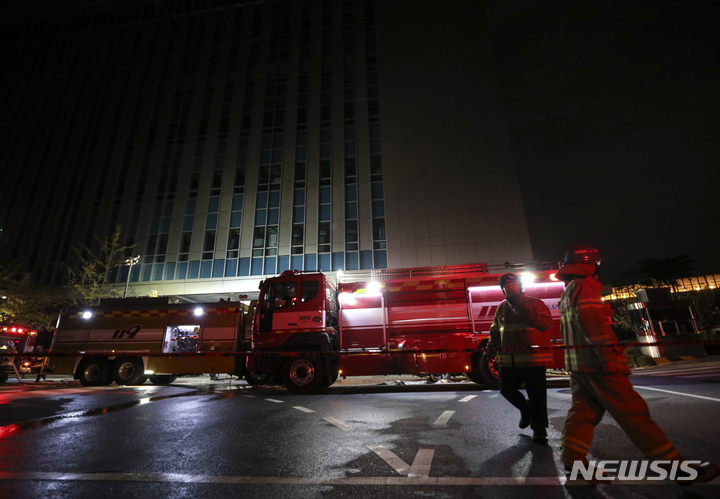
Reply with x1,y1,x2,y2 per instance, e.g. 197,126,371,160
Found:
338,292,356,307
194,308,204,316
82,311,93,319
549,273,559,281
521,273,535,286
366,281,382,294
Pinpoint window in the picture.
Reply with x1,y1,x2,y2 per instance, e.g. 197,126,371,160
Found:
301,280,318,303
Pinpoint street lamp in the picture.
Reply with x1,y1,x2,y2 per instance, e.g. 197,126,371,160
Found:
123,256,140,299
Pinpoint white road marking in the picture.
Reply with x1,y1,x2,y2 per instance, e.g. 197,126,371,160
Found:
458,395,477,402
293,406,314,413
323,417,353,431
636,366,720,377
1,471,690,486
408,449,435,477
367,445,411,475
635,386,720,402
3,471,717,486
367,445,435,477
433,410,455,425
265,399,284,403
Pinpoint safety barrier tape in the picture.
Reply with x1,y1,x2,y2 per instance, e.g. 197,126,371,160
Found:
1,340,718,359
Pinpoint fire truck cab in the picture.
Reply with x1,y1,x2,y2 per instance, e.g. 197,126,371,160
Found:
249,265,566,394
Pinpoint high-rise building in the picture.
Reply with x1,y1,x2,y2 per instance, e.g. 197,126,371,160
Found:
0,0,533,300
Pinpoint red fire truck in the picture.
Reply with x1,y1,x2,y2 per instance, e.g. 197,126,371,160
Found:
49,297,257,386
248,264,566,393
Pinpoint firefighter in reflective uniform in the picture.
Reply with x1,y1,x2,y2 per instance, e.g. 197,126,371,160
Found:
487,273,553,444
557,244,719,482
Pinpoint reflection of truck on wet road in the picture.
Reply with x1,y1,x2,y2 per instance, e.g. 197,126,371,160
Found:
249,264,567,393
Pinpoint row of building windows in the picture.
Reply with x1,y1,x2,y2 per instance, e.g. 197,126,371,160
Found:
115,248,388,284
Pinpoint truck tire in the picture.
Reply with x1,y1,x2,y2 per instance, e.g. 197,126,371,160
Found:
282,355,326,394
0,370,8,384
149,375,177,385
465,353,484,384
327,369,339,387
112,356,145,385
479,353,500,390
244,369,272,386
77,357,111,387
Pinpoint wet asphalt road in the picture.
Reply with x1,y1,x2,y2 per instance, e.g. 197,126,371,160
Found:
1,363,719,498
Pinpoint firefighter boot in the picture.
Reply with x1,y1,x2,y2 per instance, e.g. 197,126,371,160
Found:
532,426,547,445
519,409,531,429
678,462,720,486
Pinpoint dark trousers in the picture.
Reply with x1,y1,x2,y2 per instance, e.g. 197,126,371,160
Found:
499,366,548,430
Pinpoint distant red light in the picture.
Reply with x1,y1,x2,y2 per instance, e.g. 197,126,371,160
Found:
549,273,559,282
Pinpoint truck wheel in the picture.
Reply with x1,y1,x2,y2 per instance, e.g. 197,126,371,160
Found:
244,370,272,386
465,354,484,384
149,375,177,385
479,354,500,390
282,355,326,394
0,370,8,384
327,369,339,387
77,357,110,387
112,356,145,385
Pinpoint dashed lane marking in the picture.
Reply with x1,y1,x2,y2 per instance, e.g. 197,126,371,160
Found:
323,417,353,431
635,386,720,402
458,395,477,402
265,399,284,403
293,406,314,413
433,410,455,425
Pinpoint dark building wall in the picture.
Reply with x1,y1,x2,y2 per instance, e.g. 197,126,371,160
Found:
376,0,531,267
0,0,531,298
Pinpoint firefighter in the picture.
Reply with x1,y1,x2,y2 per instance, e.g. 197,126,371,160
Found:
487,273,553,444
557,244,719,483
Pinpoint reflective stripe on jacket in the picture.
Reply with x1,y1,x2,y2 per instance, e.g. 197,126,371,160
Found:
559,276,630,374
488,295,553,367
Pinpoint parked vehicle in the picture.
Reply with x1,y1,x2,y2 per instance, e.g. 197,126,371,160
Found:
249,264,566,393
48,297,256,386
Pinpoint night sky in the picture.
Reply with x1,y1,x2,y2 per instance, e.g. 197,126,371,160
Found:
484,0,720,283
4,1,718,284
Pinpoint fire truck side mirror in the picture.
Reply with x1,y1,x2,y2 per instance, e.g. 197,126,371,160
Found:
258,280,265,290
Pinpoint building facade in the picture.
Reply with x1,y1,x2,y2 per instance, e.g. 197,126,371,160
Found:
0,0,533,300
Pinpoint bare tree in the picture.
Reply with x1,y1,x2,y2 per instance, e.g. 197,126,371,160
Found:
0,262,65,330
66,226,137,305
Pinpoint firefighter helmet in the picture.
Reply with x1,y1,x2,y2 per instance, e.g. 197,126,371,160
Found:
557,244,601,279
498,273,522,289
